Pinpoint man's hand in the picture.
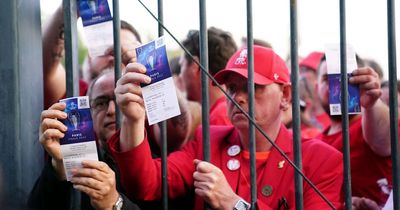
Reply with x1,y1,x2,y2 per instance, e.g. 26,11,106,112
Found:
351,196,380,210
39,102,68,179
349,67,382,109
70,160,119,210
40,102,68,160
85,40,140,82
193,159,240,210
104,40,141,67
115,62,150,123
115,62,151,151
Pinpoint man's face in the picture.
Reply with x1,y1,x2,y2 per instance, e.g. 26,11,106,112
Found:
90,72,116,149
87,29,140,82
317,60,331,114
225,73,285,130
120,28,139,50
179,54,201,102
300,67,318,97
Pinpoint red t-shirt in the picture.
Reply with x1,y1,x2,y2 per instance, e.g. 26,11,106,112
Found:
301,125,322,139
209,97,232,126
315,112,331,130
317,117,392,206
78,79,89,96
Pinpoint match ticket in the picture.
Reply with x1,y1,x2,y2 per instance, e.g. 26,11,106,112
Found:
325,44,361,115
136,36,181,125
79,0,113,57
59,96,98,181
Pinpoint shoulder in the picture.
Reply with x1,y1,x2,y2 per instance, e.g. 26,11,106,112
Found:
194,126,236,144
302,138,342,160
195,125,235,137
301,138,344,179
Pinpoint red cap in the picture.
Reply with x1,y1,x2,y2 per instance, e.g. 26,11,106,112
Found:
214,45,290,85
299,51,324,71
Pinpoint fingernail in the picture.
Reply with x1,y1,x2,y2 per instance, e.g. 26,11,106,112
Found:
145,77,151,83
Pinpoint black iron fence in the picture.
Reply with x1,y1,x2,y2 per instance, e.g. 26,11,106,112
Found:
57,0,400,210
0,0,399,209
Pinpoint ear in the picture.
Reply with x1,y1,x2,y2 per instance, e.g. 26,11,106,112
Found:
281,84,292,111
190,56,201,78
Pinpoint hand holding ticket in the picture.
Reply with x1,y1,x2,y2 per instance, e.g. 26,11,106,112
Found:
59,96,98,181
325,44,361,115
135,36,181,125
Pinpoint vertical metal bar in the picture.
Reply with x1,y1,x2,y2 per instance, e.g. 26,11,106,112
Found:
157,0,168,209
339,0,352,209
63,0,79,98
387,0,400,209
113,0,121,129
199,1,210,209
246,0,256,209
199,0,210,162
63,0,80,209
289,0,303,209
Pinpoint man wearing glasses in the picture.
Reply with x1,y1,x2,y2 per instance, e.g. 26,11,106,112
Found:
29,69,192,210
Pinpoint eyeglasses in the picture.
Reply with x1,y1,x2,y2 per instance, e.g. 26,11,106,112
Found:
90,95,116,112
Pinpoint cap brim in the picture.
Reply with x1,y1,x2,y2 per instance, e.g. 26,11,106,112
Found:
213,68,274,86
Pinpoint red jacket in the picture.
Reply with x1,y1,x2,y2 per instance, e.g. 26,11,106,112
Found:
209,97,232,126
109,125,343,210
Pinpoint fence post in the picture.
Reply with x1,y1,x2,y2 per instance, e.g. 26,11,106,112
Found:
0,0,43,209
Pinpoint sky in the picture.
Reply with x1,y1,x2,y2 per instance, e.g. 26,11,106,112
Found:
40,0,400,80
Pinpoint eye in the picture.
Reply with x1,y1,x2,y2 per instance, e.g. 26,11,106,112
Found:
92,98,109,110
322,75,328,82
226,84,237,94
255,84,262,89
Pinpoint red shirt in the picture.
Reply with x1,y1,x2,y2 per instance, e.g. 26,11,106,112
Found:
209,97,231,126
78,79,89,96
301,125,322,139
108,125,344,210
317,117,392,206
315,112,331,130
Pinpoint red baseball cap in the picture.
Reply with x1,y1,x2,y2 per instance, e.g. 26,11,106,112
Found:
214,45,290,85
299,51,324,71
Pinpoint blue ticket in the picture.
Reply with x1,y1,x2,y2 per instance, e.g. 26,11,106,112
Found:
325,44,361,115
328,73,361,114
59,96,98,181
60,96,96,145
136,36,181,125
79,0,114,57
79,0,112,27
137,37,173,86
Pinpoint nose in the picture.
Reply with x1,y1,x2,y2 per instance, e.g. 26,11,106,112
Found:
106,99,116,115
230,89,247,105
